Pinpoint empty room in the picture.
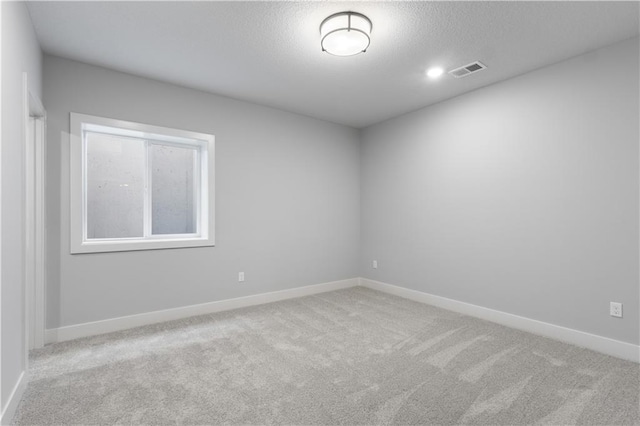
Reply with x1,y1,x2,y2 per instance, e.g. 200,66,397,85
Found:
1,1,639,425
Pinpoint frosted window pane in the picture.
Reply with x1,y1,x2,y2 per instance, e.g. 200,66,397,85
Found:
151,144,197,235
86,132,145,239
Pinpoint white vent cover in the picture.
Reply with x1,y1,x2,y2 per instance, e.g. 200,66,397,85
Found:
448,61,486,78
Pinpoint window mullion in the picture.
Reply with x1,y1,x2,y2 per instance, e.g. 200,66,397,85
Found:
81,130,89,242
144,140,152,238
194,148,201,236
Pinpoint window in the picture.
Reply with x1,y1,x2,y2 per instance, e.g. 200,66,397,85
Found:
70,113,214,253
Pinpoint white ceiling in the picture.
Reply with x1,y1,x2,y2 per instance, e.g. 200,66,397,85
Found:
27,1,639,128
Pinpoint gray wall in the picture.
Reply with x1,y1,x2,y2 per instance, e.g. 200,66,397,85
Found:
360,37,640,345
1,1,42,412
44,55,360,328
43,37,639,347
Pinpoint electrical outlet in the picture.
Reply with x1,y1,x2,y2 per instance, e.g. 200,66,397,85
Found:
610,302,622,318
238,272,245,282
372,260,378,269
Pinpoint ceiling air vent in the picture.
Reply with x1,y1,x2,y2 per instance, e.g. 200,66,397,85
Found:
448,61,486,78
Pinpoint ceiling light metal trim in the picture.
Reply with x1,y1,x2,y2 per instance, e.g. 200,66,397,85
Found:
320,11,372,57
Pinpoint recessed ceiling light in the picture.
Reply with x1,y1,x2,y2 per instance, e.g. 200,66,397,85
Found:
320,12,372,57
426,67,444,78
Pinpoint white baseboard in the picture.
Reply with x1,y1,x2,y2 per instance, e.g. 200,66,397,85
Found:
0,371,26,426
45,278,359,344
360,278,640,363
44,276,640,363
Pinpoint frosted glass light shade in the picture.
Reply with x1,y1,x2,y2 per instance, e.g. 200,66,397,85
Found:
320,12,372,56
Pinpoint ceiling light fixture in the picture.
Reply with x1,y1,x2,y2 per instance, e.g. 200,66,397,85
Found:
427,67,444,78
320,12,372,57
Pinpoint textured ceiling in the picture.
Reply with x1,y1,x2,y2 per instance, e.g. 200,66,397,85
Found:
27,1,639,128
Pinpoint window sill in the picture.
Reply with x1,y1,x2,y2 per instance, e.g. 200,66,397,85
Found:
70,237,215,254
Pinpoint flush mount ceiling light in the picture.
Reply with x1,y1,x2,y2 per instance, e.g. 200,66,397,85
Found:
320,12,372,57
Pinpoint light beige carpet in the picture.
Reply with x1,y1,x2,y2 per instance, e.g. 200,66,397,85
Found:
13,287,640,425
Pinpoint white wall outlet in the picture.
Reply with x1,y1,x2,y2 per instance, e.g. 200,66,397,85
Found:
372,260,378,269
238,272,245,282
610,302,622,318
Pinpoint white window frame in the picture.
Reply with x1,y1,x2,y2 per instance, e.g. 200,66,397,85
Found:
70,112,215,254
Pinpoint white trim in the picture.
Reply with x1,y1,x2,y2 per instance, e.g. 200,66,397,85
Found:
360,278,640,363
25,115,35,349
43,277,639,363
22,73,31,367
0,371,26,426
0,1,3,412
33,115,46,349
25,82,46,351
45,278,359,344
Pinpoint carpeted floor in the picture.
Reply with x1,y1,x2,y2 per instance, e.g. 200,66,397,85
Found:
13,287,640,425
